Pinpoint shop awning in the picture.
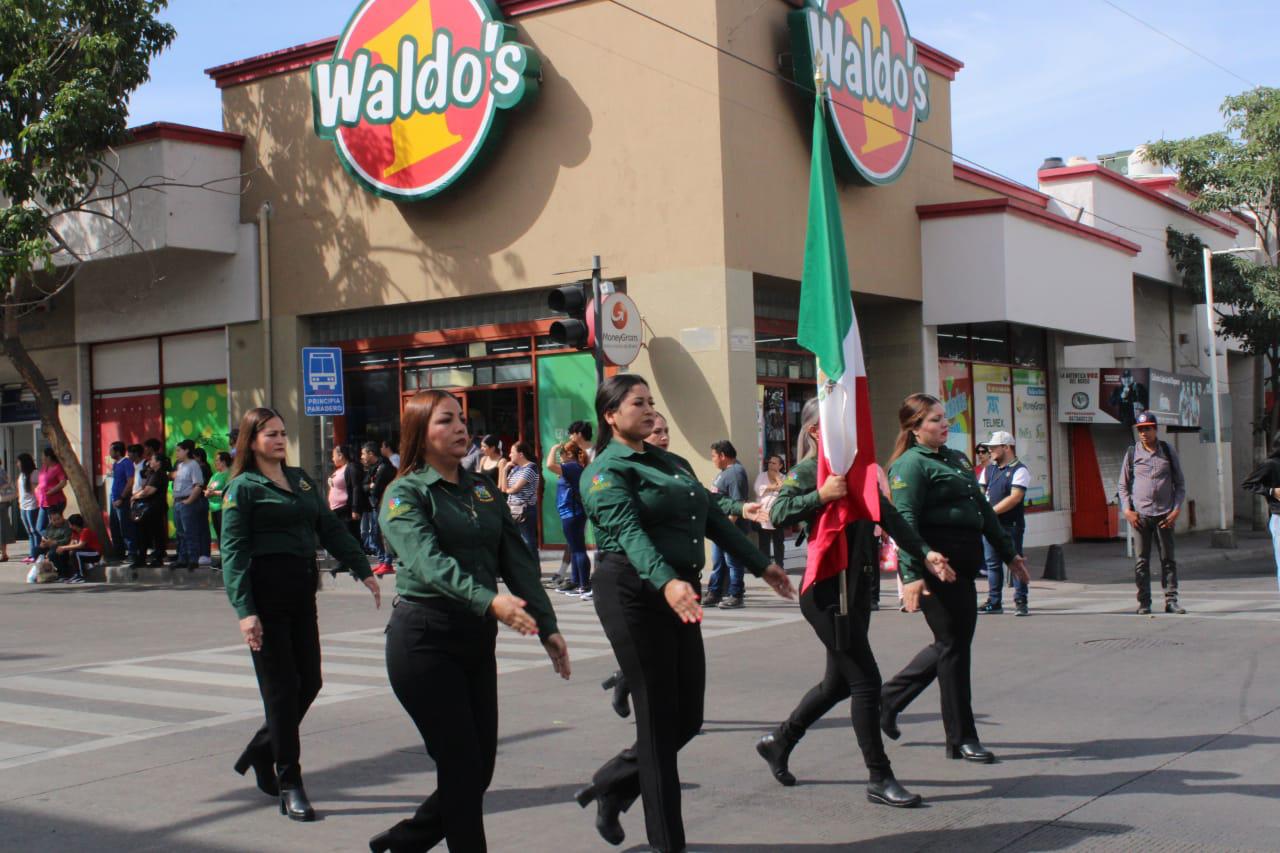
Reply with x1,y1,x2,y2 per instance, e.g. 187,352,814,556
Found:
918,198,1141,342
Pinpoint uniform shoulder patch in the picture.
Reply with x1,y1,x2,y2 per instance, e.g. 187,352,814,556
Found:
891,473,909,491
385,495,411,519
472,482,495,502
782,472,799,487
298,477,313,491
588,472,613,493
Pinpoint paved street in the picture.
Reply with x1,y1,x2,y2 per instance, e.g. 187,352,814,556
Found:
2,566,1278,852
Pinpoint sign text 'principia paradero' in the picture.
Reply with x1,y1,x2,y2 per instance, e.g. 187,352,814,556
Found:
311,0,540,201
789,0,930,185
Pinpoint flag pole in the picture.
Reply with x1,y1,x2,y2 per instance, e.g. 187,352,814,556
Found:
812,55,852,645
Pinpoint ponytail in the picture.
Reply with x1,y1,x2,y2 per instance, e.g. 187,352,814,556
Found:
886,393,942,467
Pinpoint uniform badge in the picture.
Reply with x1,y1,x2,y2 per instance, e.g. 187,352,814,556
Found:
891,474,908,491
782,473,798,487
959,457,972,471
223,498,236,510
385,496,410,519
589,473,612,493
473,483,495,502
298,479,313,491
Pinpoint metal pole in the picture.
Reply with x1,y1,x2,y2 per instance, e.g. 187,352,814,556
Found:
592,255,604,385
1202,247,1229,533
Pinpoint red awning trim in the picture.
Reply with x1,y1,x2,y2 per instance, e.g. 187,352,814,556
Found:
1038,164,1238,238
917,197,1142,256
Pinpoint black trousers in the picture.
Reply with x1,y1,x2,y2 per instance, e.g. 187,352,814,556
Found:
757,527,786,566
591,553,704,853
386,596,499,852
780,567,891,782
1134,514,1178,606
242,555,322,769
881,528,983,748
140,504,168,559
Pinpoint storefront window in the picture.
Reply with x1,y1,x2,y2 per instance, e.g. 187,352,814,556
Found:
403,344,468,363
494,358,532,384
345,368,399,450
486,338,533,355
970,322,1009,364
937,322,1053,510
937,325,970,361
350,350,399,367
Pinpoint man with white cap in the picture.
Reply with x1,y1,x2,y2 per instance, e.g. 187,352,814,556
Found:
978,430,1031,616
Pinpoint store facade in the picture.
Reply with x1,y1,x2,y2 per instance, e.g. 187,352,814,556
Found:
151,0,1259,552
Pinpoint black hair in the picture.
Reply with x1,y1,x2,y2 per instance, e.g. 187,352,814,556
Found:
109,441,126,455
513,440,534,461
215,451,233,467
67,513,85,528
42,446,57,462
17,453,35,491
193,447,208,462
382,434,399,451
594,373,650,455
361,440,380,456
481,434,501,450
333,444,352,463
144,438,162,453
127,444,144,457
176,439,196,458
710,440,737,459
568,420,593,441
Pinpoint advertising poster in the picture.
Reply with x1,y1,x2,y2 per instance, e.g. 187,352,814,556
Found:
973,364,1013,441
939,360,972,456
1012,369,1052,507
1098,367,1149,427
1057,368,1106,423
536,353,596,546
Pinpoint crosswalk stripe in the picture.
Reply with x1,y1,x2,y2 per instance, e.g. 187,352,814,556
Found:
0,741,46,761
83,664,265,690
0,700,165,736
176,652,387,681
0,676,260,715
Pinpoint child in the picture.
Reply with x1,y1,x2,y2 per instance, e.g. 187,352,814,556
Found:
56,514,102,584
37,508,73,577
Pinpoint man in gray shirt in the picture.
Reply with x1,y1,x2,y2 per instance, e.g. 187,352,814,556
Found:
704,439,751,609
1117,411,1187,615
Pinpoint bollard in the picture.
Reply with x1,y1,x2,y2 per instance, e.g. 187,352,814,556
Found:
1042,544,1066,581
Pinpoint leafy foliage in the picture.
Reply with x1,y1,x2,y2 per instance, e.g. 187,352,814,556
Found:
0,0,174,282
1148,88,1280,439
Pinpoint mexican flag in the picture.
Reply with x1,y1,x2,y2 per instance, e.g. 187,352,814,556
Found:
797,85,880,595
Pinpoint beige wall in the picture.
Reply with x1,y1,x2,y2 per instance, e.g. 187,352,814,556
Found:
222,1,733,321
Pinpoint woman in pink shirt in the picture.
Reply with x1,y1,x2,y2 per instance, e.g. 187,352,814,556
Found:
327,444,363,559
35,447,68,536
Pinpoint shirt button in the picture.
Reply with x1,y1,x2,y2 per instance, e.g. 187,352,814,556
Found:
689,491,695,497
692,538,698,543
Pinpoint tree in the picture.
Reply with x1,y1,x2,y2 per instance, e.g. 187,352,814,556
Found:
1,1,175,553
1146,88,1280,454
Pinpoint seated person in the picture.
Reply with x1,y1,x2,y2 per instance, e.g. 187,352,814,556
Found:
37,508,73,576
57,514,102,584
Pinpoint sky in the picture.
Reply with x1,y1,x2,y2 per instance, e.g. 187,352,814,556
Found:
127,0,1280,187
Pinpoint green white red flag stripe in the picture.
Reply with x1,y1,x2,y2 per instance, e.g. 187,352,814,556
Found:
797,83,880,595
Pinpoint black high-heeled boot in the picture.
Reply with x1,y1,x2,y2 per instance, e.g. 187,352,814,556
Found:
945,741,995,763
233,743,279,797
601,671,631,718
369,818,443,853
574,783,625,846
755,726,799,786
276,764,316,821
866,776,923,808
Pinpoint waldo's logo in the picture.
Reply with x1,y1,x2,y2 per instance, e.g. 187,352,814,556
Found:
789,0,930,185
312,0,540,200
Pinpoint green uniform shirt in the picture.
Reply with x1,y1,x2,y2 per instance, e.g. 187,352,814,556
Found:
379,465,559,638
887,444,1015,577
221,467,371,618
581,440,770,592
205,470,229,513
768,457,933,584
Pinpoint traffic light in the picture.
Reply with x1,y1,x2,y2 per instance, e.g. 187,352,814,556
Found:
548,281,592,349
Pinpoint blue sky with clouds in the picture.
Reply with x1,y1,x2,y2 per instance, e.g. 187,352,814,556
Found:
128,1,1279,186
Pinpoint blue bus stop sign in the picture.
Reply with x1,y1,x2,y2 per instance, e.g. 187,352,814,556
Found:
302,347,344,416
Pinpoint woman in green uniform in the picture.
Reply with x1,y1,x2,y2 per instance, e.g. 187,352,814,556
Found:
221,407,381,821
880,394,1029,763
751,397,953,805
374,390,570,853
573,375,794,853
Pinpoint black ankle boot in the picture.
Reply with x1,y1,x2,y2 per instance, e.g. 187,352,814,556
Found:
880,706,901,741
233,744,279,797
276,764,316,821
601,671,631,718
866,776,922,808
575,784,625,846
945,741,995,763
755,727,799,786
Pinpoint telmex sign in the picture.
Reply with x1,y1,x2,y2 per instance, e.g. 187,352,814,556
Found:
311,0,539,200
789,0,931,185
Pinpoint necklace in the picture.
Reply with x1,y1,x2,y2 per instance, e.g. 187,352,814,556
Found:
439,482,479,526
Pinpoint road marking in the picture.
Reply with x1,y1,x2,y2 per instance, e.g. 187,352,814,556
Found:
0,602,804,771
0,700,165,736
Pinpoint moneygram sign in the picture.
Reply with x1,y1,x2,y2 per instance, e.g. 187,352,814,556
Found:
789,0,930,185
311,0,540,200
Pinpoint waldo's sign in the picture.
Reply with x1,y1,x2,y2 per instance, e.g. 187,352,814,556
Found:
789,0,930,185
312,0,539,200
